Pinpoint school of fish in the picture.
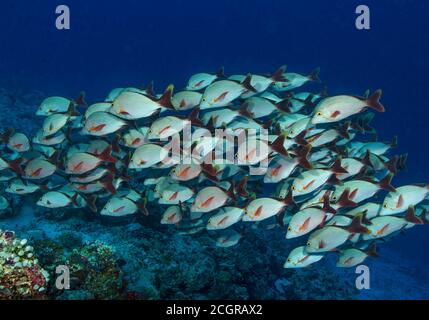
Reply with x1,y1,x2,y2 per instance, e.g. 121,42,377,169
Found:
0,65,428,269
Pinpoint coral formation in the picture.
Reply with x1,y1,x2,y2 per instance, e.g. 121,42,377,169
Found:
0,229,49,299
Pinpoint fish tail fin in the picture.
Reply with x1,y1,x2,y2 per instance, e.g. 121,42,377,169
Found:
303,94,316,108
361,150,374,169
101,174,117,194
242,74,257,93
319,86,328,97
271,65,287,82
421,209,429,224
7,158,23,175
223,181,237,204
188,107,203,126
365,242,379,257
346,215,370,234
269,135,289,157
138,197,149,216
322,191,336,214
157,84,174,109
70,193,79,207
282,189,296,207
261,119,273,130
294,129,309,146
295,144,313,170
351,118,364,133
201,161,218,177
68,104,80,116
361,113,375,132
404,205,423,224
366,89,385,112
337,189,357,208
327,174,342,186
48,150,62,166
206,116,216,132
384,156,398,174
65,127,73,143
98,145,116,163
275,99,291,113
276,210,286,229
338,121,351,139
111,133,122,154
144,81,155,97
216,66,225,78
378,173,396,192
397,153,408,171
330,156,348,174
83,194,98,213
238,102,254,118
236,176,249,197
74,91,87,107
308,67,321,82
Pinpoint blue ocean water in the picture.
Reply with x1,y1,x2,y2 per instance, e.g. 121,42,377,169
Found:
0,0,428,299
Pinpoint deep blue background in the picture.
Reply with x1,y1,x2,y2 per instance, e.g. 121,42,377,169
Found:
0,0,428,284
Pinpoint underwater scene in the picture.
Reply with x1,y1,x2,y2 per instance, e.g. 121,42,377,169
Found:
1,0,429,301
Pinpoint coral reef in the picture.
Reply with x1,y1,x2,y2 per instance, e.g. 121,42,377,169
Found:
0,230,49,299
32,237,125,300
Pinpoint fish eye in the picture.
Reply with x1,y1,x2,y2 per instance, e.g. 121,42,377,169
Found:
316,112,322,116
307,242,311,247
287,258,291,262
202,98,206,102
383,203,388,208
289,130,294,135
332,196,337,201
287,226,292,232
291,185,296,191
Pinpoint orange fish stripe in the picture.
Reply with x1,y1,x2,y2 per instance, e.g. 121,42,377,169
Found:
194,80,204,88
167,213,177,222
201,196,215,208
89,124,106,132
113,206,125,213
344,257,354,265
73,161,84,172
159,125,172,136
396,194,404,209
131,138,141,146
271,165,282,177
298,255,310,264
299,217,311,232
30,168,43,177
254,205,264,217
178,166,191,178
169,191,179,201
214,91,229,103
376,223,390,236
331,110,341,118
303,179,316,190
217,216,229,225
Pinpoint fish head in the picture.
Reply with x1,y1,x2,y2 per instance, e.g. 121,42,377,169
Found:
379,193,398,215
283,246,306,268
199,95,211,109
285,223,299,239
311,109,331,125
